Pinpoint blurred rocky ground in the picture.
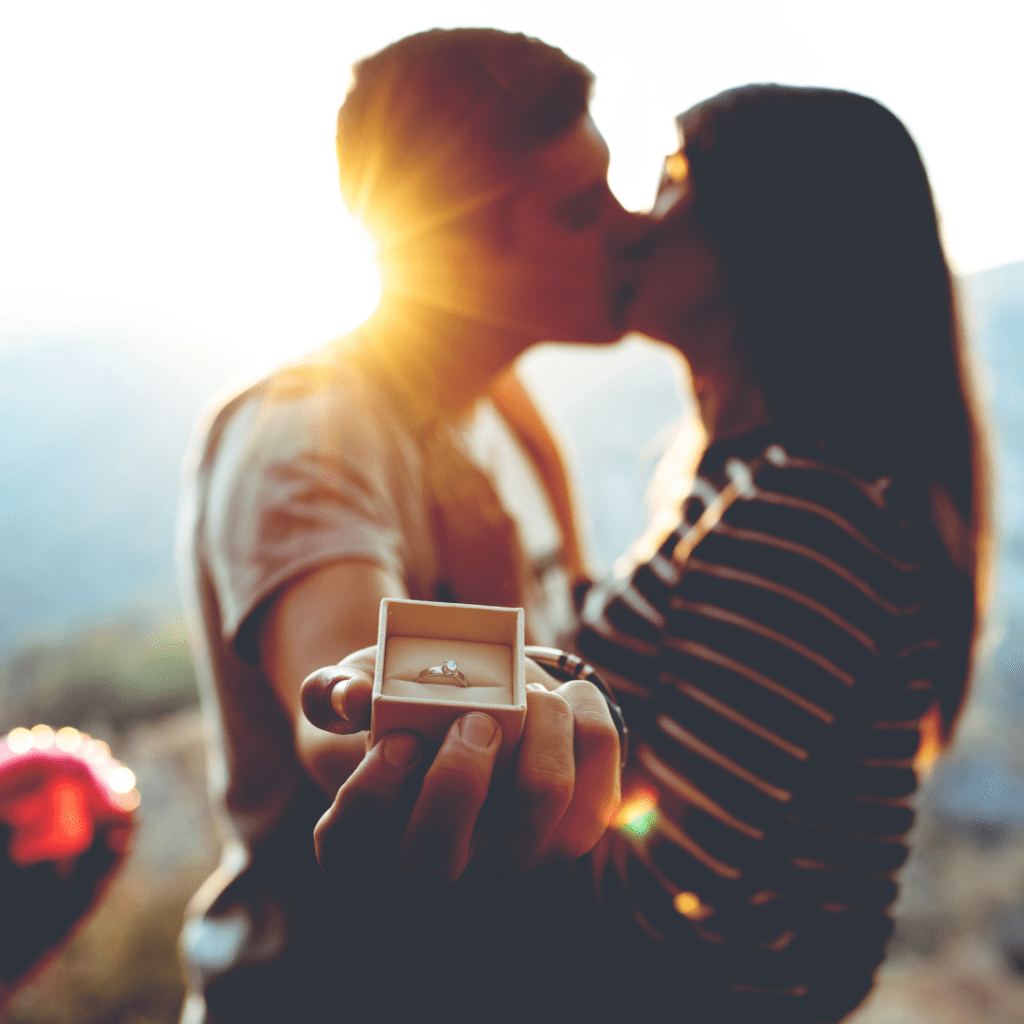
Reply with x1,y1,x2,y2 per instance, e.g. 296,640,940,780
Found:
3,708,217,1024
3,705,1024,1023
841,724,1024,1024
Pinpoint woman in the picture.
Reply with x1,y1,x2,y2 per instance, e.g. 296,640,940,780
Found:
576,84,989,1023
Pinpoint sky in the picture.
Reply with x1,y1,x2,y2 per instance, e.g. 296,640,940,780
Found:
1,0,1021,367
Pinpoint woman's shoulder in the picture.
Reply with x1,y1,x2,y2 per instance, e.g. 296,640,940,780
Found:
696,432,930,549
698,430,905,514
674,430,950,610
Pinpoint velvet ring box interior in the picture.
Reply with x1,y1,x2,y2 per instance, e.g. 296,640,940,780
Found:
371,598,527,775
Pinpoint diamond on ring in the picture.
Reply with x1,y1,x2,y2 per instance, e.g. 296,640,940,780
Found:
417,660,469,686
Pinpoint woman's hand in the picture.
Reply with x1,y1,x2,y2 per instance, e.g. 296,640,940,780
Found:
300,648,621,885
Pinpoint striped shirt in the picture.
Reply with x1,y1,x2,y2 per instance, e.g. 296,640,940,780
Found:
576,428,964,1024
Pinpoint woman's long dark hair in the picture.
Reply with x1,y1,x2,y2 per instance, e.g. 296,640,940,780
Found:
679,85,989,739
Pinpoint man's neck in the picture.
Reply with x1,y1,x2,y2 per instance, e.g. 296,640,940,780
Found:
355,291,533,425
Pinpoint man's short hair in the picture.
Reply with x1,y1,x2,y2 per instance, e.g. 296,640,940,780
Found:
337,29,593,245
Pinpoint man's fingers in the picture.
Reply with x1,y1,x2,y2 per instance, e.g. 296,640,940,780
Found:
313,730,423,879
300,666,373,734
397,713,501,884
481,688,576,875
547,680,620,859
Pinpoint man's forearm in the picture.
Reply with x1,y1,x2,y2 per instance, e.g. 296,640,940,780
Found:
257,560,408,794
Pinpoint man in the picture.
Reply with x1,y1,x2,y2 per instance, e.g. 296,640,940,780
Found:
178,28,632,1023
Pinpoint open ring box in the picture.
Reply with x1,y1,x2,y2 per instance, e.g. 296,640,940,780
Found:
370,598,527,776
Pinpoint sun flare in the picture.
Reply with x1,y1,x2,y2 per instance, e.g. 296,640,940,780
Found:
334,214,382,334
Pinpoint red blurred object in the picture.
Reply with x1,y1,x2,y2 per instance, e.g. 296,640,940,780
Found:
0,727,139,1004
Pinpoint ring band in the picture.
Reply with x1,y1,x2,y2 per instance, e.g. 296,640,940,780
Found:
417,660,468,686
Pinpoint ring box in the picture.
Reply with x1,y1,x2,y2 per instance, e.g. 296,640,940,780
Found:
370,598,527,775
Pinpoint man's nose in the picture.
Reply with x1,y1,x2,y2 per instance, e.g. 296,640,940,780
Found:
610,211,659,262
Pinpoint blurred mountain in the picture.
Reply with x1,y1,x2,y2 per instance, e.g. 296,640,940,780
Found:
0,330,237,652
957,264,1024,723
0,327,688,655
1,262,1022,687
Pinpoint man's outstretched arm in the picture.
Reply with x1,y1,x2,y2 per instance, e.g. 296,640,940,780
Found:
257,560,406,796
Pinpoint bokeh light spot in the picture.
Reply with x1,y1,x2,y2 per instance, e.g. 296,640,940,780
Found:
108,766,137,794
31,724,55,749
83,739,111,763
6,728,32,754
115,789,142,813
613,788,659,839
55,727,82,752
674,891,713,920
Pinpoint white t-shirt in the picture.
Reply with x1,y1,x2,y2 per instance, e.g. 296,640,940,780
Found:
175,336,577,1019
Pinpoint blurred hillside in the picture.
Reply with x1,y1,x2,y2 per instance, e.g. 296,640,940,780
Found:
0,616,199,736
957,262,1024,731
0,326,688,656
0,330,238,653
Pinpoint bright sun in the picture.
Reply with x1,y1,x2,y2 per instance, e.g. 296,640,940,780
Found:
333,215,383,335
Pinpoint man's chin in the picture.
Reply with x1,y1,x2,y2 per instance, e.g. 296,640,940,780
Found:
536,332,621,348
617,290,671,344
534,315,626,346
565,322,628,346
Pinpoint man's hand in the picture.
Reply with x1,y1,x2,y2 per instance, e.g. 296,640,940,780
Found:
301,649,620,885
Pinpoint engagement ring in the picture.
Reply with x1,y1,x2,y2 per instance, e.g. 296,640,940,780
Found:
416,660,469,686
